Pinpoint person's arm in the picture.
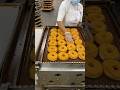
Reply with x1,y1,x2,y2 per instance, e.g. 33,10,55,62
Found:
57,21,67,33
57,2,67,34
57,2,73,42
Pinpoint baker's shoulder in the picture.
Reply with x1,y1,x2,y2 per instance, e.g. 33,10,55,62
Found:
78,3,83,8
60,1,67,7
59,1,69,10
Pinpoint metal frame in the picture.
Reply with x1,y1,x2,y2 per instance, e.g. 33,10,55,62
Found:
0,1,34,86
0,3,24,83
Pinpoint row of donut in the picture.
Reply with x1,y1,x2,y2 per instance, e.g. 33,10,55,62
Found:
47,28,85,61
86,58,120,80
86,5,120,60
85,6,120,80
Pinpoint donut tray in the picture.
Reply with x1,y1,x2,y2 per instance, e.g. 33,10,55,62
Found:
38,26,85,63
85,1,120,89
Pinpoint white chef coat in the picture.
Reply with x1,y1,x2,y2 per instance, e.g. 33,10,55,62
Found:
57,0,83,26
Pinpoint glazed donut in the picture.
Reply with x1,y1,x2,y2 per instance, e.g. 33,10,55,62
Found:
57,32,64,36
66,41,75,45
57,35,65,40
58,52,69,61
29,64,35,80
72,34,80,40
78,51,85,60
75,39,83,45
103,60,120,80
76,44,85,52
48,46,57,52
99,44,120,60
71,28,78,32
58,45,67,52
90,22,107,34
49,36,56,41
67,43,76,51
58,40,66,46
48,40,57,46
47,52,57,61
68,50,78,59
50,28,57,32
71,30,79,36
95,31,113,45
87,13,105,22
50,31,57,36
86,42,98,58
86,6,102,14
86,58,103,78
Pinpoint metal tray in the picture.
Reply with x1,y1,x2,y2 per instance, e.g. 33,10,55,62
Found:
85,1,120,89
38,26,85,63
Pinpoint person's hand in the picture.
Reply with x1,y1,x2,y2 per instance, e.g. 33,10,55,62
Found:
64,32,74,42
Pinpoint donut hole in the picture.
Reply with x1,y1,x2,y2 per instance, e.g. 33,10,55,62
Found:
82,54,85,56
72,52,74,54
52,55,54,56
107,49,112,53
62,54,65,57
113,66,119,70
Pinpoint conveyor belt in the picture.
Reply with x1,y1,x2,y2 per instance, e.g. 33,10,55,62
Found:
85,1,120,89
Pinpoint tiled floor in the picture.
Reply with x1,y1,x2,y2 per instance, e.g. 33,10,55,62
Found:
41,0,63,26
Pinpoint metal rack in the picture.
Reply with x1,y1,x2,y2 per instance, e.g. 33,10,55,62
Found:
35,0,42,27
35,26,85,89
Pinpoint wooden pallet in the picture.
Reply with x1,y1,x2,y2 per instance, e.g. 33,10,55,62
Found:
42,0,53,11
43,5,53,8
42,7,53,11
43,0,53,1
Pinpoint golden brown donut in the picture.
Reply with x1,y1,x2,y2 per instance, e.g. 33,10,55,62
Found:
86,58,103,78
58,45,67,52
68,50,78,59
48,40,57,46
78,51,85,60
103,60,120,80
58,52,69,61
86,6,102,14
48,46,57,52
58,40,66,46
99,44,120,60
90,22,107,34
95,31,113,45
76,44,85,52
47,52,58,61
67,43,76,51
